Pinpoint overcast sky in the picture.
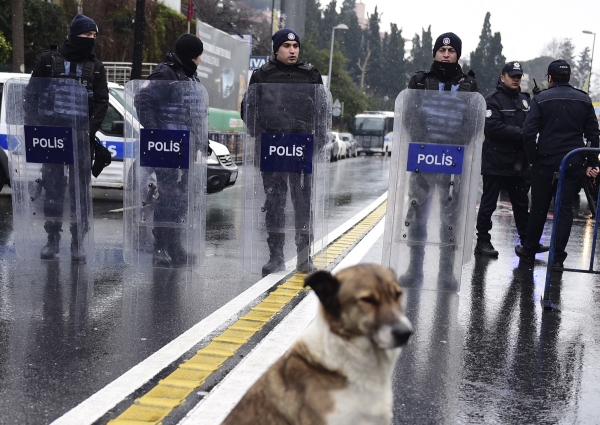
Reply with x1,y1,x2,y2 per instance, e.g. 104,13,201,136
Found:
358,0,599,74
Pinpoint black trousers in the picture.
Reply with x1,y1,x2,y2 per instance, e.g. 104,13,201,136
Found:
262,172,312,250
153,168,189,223
41,162,91,235
523,158,583,263
476,174,530,244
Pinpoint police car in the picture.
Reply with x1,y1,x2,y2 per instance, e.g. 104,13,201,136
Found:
0,72,238,193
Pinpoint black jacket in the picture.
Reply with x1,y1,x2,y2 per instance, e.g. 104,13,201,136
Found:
241,56,323,126
31,43,109,138
136,53,204,130
482,79,530,176
146,53,201,83
248,56,323,85
522,82,600,166
408,62,478,92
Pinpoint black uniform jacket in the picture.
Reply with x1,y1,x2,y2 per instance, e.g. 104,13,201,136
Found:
146,53,200,83
408,63,478,92
482,79,530,176
522,82,600,166
241,56,323,125
31,44,109,138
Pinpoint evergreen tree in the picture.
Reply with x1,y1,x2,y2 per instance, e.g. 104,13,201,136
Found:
408,26,432,74
338,0,363,83
364,7,382,96
382,23,406,102
469,12,505,95
573,47,591,90
319,0,338,51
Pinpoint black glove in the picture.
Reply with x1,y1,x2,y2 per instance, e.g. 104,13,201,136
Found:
532,78,541,96
92,138,112,178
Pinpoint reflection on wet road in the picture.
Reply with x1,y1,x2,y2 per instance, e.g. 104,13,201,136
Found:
1,155,600,423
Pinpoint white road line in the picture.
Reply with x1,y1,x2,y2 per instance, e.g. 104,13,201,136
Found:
50,192,388,425
179,220,386,425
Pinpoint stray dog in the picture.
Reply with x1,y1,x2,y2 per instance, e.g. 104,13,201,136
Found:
222,263,413,425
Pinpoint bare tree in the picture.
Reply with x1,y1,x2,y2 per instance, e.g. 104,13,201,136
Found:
131,0,146,80
357,46,371,89
11,0,24,73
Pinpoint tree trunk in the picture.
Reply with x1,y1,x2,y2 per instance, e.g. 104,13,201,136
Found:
357,48,371,89
131,0,146,80
11,0,24,73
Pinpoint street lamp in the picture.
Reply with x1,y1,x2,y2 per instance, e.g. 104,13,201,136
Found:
327,24,348,90
583,30,596,92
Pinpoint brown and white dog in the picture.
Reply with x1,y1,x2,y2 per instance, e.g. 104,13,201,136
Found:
222,263,413,425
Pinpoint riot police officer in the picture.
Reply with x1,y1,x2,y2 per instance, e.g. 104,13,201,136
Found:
475,62,548,257
135,33,205,267
402,32,478,287
29,13,108,261
516,60,600,270
243,28,324,276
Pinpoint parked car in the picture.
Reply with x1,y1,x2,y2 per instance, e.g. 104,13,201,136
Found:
0,145,9,192
327,131,346,161
0,73,237,193
339,132,358,158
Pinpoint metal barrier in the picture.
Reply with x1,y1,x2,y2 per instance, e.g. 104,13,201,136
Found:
103,62,157,85
543,147,600,309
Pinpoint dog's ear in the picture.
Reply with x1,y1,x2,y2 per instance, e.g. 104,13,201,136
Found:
304,271,341,317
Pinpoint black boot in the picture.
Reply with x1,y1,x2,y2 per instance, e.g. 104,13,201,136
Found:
152,227,173,267
41,222,62,259
70,223,87,262
399,246,425,286
262,233,286,276
296,233,316,274
168,229,195,266
437,246,459,290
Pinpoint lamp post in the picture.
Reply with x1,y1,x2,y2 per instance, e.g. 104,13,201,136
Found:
327,24,348,90
583,30,596,92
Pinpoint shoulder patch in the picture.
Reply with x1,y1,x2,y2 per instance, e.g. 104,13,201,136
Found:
485,109,492,118
522,99,529,109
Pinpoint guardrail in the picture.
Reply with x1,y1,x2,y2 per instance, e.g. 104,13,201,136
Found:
103,62,158,85
543,147,600,309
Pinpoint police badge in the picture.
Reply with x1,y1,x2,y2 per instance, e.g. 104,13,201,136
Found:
522,99,529,109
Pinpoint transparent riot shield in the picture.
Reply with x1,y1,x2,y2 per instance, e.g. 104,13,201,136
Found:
5,77,93,262
123,80,208,271
382,89,485,292
242,83,331,275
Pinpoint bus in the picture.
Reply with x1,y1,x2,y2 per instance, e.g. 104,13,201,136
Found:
352,111,394,156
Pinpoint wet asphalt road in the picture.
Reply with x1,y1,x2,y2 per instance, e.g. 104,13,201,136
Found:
2,155,600,424
0,156,391,424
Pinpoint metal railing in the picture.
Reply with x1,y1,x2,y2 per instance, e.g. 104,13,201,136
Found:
543,147,600,309
103,62,158,85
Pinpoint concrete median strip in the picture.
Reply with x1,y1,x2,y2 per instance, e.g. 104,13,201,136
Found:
51,192,387,425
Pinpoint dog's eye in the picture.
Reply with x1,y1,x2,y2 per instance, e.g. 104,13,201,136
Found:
359,295,378,305
394,290,402,300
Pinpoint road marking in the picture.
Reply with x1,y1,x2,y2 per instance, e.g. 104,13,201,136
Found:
180,220,386,424
51,192,388,425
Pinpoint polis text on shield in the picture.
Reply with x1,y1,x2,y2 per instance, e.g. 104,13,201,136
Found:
269,145,304,157
33,137,64,149
417,153,453,166
147,140,180,152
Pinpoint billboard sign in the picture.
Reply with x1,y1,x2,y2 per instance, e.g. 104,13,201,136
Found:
196,21,250,112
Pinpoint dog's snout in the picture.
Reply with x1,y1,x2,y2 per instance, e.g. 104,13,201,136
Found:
392,321,413,347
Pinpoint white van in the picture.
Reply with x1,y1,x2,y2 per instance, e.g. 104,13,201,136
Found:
0,72,238,193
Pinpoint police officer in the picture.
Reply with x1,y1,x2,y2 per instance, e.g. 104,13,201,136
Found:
30,13,109,261
516,60,600,269
401,32,477,287
135,33,205,266
244,28,324,276
475,62,548,257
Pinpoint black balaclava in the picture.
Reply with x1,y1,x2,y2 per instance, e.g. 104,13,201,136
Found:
174,34,204,78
